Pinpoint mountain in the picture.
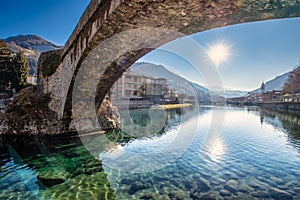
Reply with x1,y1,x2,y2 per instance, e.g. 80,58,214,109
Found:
251,72,290,94
131,62,211,102
222,89,248,98
4,35,62,75
209,86,248,98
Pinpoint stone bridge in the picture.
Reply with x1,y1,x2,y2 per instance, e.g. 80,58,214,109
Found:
37,0,300,132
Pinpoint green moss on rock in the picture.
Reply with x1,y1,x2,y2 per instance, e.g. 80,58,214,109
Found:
41,53,61,77
38,50,62,77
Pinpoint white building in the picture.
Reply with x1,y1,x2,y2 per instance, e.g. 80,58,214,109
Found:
110,70,168,100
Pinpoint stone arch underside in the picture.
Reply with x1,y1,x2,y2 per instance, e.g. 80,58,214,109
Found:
37,0,300,132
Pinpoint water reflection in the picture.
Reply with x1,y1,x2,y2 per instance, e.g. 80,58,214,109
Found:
258,107,300,151
99,107,204,173
103,106,300,199
1,106,300,199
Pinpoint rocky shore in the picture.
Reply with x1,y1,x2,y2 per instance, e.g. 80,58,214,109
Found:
0,86,62,135
0,86,120,136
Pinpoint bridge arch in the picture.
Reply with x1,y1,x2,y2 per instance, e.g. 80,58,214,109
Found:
37,0,300,132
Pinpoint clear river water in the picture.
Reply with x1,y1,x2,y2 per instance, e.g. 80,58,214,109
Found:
0,106,300,199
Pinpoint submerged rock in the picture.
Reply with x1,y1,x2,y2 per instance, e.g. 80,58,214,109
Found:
269,187,293,200
128,181,151,195
250,191,269,198
270,176,284,185
170,178,181,188
140,193,158,200
220,189,231,197
153,175,169,182
184,180,197,191
195,177,211,192
168,189,187,200
120,177,133,185
210,175,226,186
224,179,239,193
190,191,217,200
37,175,65,187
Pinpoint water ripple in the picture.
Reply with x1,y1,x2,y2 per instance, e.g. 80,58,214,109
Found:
1,107,300,199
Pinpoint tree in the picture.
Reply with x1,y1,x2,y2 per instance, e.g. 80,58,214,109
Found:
0,40,29,92
0,39,14,92
283,66,300,93
13,50,29,90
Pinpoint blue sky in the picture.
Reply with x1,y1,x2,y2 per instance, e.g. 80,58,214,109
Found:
1,1,300,91
0,0,90,45
139,18,300,91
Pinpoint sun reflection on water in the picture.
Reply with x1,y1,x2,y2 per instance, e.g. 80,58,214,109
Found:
207,138,226,162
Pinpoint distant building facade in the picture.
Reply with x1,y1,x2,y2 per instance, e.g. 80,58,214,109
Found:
143,77,167,101
110,70,144,100
109,70,173,102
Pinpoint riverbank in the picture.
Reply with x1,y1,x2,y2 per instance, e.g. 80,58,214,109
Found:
0,86,121,135
259,102,300,115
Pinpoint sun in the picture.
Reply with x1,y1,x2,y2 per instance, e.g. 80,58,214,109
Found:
207,41,230,67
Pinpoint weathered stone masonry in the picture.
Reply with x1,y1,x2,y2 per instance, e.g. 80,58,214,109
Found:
37,0,300,132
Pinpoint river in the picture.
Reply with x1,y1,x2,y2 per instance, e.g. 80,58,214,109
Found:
0,106,300,199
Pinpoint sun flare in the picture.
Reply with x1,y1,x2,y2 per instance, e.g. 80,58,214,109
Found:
207,42,230,67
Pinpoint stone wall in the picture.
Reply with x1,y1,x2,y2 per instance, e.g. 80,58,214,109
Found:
260,102,300,115
37,49,63,94
0,87,121,135
38,0,124,120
